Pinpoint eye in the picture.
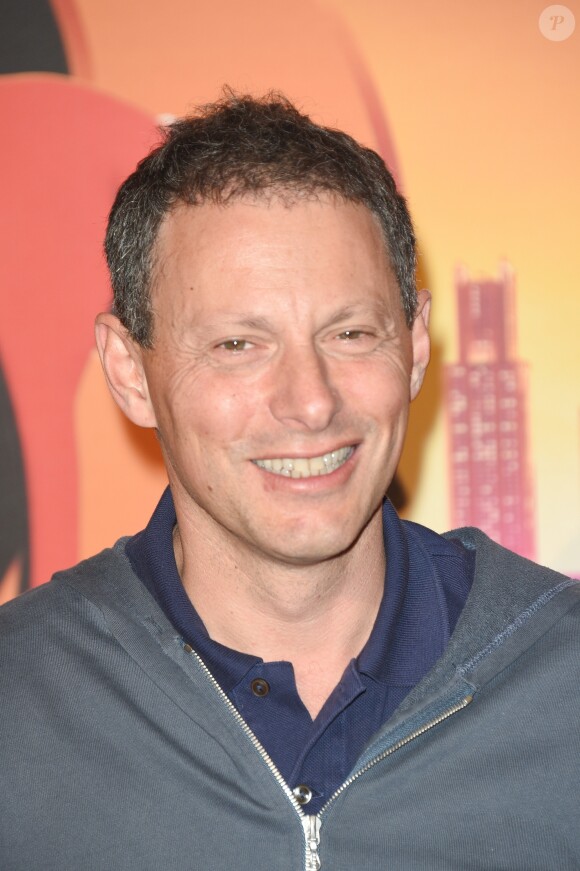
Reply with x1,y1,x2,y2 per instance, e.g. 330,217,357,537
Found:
329,327,382,355
218,338,254,352
336,329,366,341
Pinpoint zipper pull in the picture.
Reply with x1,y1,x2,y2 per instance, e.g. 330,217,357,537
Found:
303,814,321,871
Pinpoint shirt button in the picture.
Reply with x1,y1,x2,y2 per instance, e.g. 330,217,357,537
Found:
293,784,313,806
250,678,270,697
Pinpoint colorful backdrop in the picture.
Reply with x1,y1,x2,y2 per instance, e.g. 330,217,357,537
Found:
1,0,578,603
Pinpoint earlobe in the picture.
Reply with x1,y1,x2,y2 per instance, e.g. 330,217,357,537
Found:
94,313,158,428
410,289,431,401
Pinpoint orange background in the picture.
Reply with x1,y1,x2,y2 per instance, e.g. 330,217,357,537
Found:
1,0,578,602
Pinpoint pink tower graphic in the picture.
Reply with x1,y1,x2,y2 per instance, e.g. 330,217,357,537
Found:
444,262,536,558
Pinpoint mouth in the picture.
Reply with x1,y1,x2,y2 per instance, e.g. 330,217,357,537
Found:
252,446,354,479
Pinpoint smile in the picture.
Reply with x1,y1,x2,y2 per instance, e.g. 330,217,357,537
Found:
252,446,354,478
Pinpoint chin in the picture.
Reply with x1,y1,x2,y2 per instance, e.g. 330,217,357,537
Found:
258,523,363,567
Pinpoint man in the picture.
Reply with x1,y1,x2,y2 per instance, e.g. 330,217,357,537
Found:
1,93,578,870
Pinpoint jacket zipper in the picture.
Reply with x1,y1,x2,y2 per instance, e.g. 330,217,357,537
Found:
182,644,312,865
182,641,472,870
319,693,474,820
303,814,321,871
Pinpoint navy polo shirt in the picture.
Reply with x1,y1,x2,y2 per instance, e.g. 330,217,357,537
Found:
126,487,473,814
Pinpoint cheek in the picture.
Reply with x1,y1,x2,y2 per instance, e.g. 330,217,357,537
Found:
345,359,410,417
168,374,258,450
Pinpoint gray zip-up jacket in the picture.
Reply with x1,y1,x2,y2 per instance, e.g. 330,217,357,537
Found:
1,528,579,870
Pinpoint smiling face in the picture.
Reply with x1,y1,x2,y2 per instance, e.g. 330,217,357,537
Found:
137,195,430,567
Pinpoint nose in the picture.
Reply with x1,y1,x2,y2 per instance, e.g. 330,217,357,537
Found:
269,342,341,432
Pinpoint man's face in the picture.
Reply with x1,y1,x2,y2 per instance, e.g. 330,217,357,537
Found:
140,196,429,567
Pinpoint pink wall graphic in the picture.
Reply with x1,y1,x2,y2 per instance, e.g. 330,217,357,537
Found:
445,264,535,558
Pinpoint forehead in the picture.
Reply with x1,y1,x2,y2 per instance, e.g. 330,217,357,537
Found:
151,195,401,320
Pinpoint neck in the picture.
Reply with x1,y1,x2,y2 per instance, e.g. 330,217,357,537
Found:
172,509,386,718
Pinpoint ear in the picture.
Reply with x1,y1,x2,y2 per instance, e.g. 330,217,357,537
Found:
409,289,431,401
94,313,158,428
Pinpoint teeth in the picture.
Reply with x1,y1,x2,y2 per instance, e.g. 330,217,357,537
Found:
253,446,353,478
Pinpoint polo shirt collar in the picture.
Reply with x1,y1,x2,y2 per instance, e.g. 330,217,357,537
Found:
357,499,452,685
126,487,456,693
125,487,259,690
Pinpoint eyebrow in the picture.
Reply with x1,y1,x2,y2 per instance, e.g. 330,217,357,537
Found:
318,300,398,333
321,303,390,323
191,301,394,335
196,314,276,332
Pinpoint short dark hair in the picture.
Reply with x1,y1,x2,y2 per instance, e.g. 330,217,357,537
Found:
105,91,417,347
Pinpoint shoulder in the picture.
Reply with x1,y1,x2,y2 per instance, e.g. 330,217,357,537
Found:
394,525,580,722
443,526,577,599
440,527,580,668
400,520,579,668
0,541,135,659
